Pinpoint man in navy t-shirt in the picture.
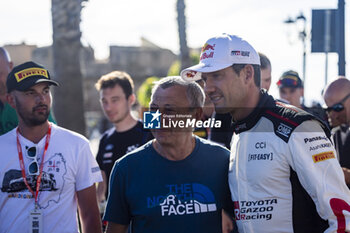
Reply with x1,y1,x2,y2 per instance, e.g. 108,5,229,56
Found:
104,76,233,233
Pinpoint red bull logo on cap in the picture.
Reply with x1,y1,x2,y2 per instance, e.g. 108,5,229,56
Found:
14,68,48,83
201,43,216,52
200,43,215,61
200,52,214,60
185,71,198,79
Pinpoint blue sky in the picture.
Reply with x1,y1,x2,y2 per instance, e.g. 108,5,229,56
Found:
0,0,347,104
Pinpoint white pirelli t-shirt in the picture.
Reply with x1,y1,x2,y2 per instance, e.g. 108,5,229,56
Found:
0,124,102,233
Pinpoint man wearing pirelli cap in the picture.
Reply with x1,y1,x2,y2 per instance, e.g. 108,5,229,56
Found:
0,61,103,233
0,50,57,135
180,33,350,233
6,61,59,92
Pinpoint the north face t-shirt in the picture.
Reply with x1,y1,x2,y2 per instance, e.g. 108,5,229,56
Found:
104,137,231,233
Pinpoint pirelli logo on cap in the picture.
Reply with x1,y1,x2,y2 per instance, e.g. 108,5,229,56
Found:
312,151,335,163
14,68,48,83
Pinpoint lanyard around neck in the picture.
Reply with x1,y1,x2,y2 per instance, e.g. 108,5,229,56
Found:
16,124,52,208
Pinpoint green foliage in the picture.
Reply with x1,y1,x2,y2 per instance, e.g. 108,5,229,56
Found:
167,52,200,77
190,53,200,65
167,60,181,76
137,76,160,107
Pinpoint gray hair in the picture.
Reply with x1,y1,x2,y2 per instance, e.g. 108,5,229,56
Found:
0,47,11,62
151,76,205,108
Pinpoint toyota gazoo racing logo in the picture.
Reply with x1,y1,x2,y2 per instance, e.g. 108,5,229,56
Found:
200,43,215,60
143,109,221,129
233,199,277,221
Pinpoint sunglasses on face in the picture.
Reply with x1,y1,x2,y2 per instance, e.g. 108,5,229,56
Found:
26,146,39,176
325,93,350,113
277,78,301,88
325,103,344,113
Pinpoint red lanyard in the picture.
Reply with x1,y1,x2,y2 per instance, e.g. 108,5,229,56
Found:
16,124,52,208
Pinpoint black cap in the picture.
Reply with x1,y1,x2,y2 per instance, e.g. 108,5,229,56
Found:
276,70,303,88
7,61,59,93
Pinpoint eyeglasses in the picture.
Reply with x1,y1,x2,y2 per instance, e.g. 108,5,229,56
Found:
26,146,39,176
324,93,350,113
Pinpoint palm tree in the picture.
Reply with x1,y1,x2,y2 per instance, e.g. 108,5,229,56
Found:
176,0,192,70
51,0,86,135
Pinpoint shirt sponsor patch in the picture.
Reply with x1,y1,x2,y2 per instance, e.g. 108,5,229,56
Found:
234,199,277,221
103,152,113,159
276,123,292,138
235,123,247,132
309,142,332,151
312,151,335,163
255,142,266,149
105,144,114,151
248,152,273,162
102,159,113,164
304,135,328,143
91,166,100,173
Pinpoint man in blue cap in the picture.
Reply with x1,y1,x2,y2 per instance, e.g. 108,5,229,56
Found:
277,70,304,108
277,70,327,124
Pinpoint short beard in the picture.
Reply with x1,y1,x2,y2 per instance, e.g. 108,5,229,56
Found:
112,109,130,125
15,97,49,127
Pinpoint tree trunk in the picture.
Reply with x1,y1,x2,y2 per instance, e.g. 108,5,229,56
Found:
176,0,191,70
51,0,86,136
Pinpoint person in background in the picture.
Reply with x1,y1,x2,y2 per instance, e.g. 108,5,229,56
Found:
95,71,153,205
0,61,102,233
277,70,327,124
259,52,272,91
277,70,304,107
0,47,56,135
181,33,350,232
104,76,233,233
323,77,350,186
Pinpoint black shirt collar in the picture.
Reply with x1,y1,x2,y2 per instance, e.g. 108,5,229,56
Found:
232,90,274,134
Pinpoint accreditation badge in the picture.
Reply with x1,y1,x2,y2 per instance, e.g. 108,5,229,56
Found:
29,209,43,233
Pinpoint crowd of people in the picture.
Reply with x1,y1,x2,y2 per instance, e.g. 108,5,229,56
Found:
1,31,350,233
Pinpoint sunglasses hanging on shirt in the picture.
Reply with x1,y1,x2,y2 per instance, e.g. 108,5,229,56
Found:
26,146,39,176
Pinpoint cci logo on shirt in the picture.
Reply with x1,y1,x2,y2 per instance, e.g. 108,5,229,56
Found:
143,110,161,129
